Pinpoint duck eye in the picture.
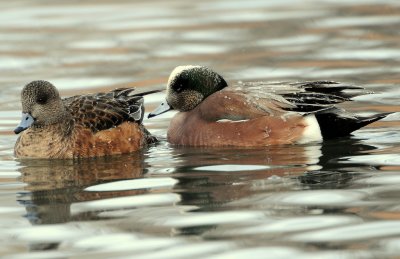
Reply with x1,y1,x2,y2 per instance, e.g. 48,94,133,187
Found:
173,77,188,93
37,98,46,104
36,94,48,104
176,84,183,92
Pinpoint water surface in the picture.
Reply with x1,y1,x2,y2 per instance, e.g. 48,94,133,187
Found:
0,0,400,258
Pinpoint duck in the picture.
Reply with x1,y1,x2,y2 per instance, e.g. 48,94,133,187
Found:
148,65,389,147
14,80,158,159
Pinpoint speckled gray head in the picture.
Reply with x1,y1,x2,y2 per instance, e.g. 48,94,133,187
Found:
148,65,227,118
14,80,66,134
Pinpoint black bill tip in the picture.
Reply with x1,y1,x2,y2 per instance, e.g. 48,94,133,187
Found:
148,101,172,119
14,126,26,134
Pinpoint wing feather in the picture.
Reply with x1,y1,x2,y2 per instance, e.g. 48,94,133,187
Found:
63,88,159,132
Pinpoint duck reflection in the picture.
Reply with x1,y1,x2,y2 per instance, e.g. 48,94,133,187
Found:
159,144,323,213
158,138,381,236
162,138,380,210
299,137,382,190
16,137,381,241
18,152,146,226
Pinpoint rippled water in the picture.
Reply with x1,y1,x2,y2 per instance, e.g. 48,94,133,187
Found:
1,0,400,258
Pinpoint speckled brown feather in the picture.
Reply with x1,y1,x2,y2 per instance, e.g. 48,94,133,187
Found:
64,88,145,132
15,122,148,159
15,85,157,159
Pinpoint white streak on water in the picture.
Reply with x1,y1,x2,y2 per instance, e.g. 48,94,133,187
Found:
85,177,178,192
193,164,272,171
291,221,400,242
71,193,181,214
161,211,265,227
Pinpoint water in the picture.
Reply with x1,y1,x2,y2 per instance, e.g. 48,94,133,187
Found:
1,0,400,258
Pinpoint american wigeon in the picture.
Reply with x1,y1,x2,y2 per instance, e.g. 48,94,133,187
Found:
14,80,158,159
148,65,389,146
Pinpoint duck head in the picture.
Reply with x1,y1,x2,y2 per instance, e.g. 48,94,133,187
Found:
148,65,228,118
14,80,66,134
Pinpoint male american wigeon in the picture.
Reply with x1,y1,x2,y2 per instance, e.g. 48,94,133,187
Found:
148,65,389,146
14,80,158,159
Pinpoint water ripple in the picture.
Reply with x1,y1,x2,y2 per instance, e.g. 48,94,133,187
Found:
134,242,233,259
313,16,400,28
341,154,400,166
208,246,302,259
291,221,400,242
5,224,98,243
161,211,265,227
0,0,399,258
231,215,361,235
71,193,181,214
261,190,366,206
356,173,400,185
69,233,183,253
193,164,272,172
85,177,178,192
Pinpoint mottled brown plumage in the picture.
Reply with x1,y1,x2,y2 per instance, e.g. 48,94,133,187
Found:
14,80,157,159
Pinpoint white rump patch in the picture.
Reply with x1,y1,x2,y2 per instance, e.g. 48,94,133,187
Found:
297,115,322,144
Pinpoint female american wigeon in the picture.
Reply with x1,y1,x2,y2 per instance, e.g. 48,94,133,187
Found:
14,80,158,159
148,65,389,147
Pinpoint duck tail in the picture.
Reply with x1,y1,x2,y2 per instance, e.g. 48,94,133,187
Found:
314,107,391,139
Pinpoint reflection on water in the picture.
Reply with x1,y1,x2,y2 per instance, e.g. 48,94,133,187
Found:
0,0,400,258
18,154,146,225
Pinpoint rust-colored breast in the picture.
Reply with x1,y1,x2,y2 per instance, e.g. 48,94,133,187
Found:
73,122,145,158
14,122,146,159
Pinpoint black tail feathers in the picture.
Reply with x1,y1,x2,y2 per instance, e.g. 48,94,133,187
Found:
314,108,391,139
